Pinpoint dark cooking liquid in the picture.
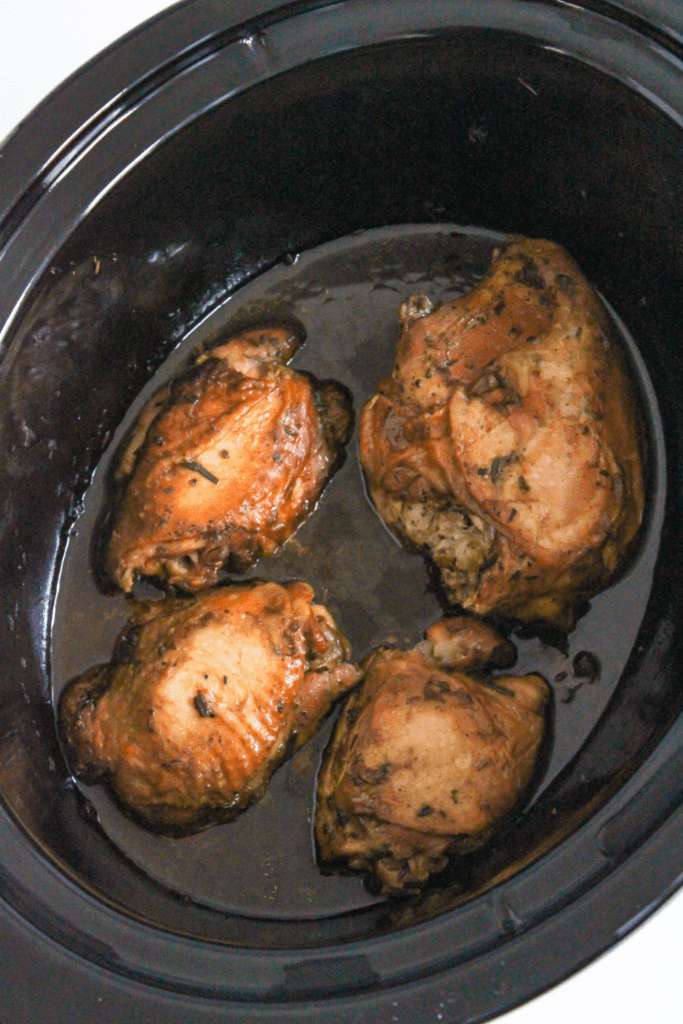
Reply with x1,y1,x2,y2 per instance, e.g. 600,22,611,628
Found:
50,225,664,919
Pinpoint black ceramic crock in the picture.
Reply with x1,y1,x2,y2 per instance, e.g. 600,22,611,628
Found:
2,1,683,1021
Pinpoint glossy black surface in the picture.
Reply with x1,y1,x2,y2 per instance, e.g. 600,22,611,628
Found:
1,0,683,1021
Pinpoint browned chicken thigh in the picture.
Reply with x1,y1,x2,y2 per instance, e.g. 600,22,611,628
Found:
316,617,548,895
103,326,353,592
359,238,644,629
59,581,361,834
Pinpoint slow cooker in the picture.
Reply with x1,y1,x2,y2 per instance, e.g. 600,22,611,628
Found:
2,2,683,1022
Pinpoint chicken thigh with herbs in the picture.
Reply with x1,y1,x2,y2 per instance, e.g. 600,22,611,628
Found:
316,616,549,895
59,580,361,834
359,238,644,629
103,326,354,592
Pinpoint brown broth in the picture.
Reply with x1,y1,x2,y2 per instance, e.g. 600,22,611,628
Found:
50,224,664,917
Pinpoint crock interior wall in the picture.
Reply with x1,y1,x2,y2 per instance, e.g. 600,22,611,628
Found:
1,30,682,945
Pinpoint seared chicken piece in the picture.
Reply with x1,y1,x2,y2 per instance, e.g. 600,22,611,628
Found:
103,326,353,592
316,617,549,895
58,581,361,834
359,238,644,629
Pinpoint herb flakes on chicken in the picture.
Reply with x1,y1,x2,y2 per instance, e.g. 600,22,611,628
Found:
59,580,361,835
359,237,644,630
316,616,549,895
103,325,354,592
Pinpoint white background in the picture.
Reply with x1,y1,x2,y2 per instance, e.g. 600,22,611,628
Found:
1,1,682,1021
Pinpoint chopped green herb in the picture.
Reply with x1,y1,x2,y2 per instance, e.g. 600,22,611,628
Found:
490,456,504,483
194,692,215,718
181,459,219,484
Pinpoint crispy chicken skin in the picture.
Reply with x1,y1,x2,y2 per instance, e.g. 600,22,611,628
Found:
359,238,644,629
315,617,549,895
103,326,354,592
58,581,361,835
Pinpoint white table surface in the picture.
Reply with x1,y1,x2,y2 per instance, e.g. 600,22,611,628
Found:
1,2,682,1022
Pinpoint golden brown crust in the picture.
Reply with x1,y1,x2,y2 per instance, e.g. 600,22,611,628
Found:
59,581,361,835
103,327,354,592
359,237,644,629
315,618,548,895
